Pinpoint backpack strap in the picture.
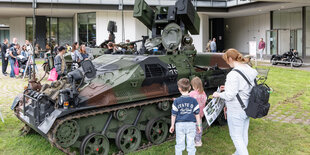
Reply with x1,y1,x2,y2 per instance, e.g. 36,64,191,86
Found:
236,94,246,110
233,69,252,86
233,69,252,110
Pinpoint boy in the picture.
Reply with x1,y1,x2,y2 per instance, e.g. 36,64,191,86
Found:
170,78,202,155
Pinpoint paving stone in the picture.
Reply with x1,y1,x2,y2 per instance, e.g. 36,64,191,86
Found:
287,115,295,119
283,117,292,122
281,119,291,123
270,114,278,117
291,120,299,124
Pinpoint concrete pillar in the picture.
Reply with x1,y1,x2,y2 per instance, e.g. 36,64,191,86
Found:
302,7,306,58
192,13,209,53
9,17,26,45
74,13,78,43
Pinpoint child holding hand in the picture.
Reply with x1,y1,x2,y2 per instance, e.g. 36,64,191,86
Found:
189,77,207,147
170,78,201,155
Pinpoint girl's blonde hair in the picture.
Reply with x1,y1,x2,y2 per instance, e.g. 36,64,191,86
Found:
191,77,204,94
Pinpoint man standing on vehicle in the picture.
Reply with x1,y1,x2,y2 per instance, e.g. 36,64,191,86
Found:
258,38,265,60
1,39,9,76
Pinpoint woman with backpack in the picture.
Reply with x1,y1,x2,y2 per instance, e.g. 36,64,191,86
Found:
212,48,258,155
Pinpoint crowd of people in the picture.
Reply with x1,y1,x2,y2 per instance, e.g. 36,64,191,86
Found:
0,38,92,79
1,38,33,78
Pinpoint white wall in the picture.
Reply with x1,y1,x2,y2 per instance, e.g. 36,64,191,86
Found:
192,14,209,53
9,17,26,45
273,11,302,30
0,18,10,25
96,11,141,45
224,13,270,55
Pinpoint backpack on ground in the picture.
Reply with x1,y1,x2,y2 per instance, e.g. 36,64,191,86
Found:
234,69,270,119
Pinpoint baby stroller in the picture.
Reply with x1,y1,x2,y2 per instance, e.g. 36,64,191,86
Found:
16,55,31,77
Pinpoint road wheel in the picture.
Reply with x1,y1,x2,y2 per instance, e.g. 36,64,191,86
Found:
145,118,168,144
54,120,80,148
80,133,109,155
115,125,141,153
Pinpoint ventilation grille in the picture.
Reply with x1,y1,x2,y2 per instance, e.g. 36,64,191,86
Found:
145,64,165,78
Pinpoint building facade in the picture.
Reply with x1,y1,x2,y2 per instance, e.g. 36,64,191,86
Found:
0,0,309,57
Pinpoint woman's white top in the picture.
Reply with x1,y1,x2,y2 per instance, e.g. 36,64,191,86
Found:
219,64,258,112
71,50,83,62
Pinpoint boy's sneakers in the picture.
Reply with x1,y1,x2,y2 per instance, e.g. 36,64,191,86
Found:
195,141,202,147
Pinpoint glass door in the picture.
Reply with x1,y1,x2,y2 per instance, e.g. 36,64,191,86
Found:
290,30,296,51
266,30,278,55
290,29,303,53
296,29,302,54
278,29,290,55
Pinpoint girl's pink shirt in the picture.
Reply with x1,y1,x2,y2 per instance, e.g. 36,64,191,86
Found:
189,90,207,118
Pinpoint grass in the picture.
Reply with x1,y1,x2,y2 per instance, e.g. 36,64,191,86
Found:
0,65,309,155
131,120,310,155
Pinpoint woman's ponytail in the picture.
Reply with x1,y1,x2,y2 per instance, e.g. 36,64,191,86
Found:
223,48,249,64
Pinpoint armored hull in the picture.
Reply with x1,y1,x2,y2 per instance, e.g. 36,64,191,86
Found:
13,53,229,154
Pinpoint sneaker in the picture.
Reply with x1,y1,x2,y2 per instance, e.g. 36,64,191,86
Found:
195,141,202,147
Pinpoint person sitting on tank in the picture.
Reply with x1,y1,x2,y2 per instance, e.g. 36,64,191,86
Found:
54,46,67,80
104,42,114,54
125,43,135,54
80,44,89,61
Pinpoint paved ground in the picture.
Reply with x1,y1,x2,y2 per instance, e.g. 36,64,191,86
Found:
263,90,310,125
256,57,310,71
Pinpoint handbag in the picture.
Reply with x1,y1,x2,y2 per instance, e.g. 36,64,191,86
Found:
14,59,19,76
48,68,58,81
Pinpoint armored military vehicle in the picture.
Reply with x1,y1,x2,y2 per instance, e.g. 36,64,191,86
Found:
12,0,230,154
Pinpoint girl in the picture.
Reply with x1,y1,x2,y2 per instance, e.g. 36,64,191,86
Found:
21,45,28,57
80,44,89,60
189,77,207,147
71,42,83,63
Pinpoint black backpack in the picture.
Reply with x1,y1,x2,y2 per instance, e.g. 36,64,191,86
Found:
234,69,270,119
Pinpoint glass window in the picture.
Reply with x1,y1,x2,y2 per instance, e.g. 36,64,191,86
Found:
26,17,73,47
59,18,73,46
46,17,58,46
78,12,96,46
0,29,10,44
26,18,33,42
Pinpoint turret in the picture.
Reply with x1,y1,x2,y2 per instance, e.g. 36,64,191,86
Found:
133,0,200,37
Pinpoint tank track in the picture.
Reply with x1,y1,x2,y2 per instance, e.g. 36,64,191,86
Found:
47,97,174,155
